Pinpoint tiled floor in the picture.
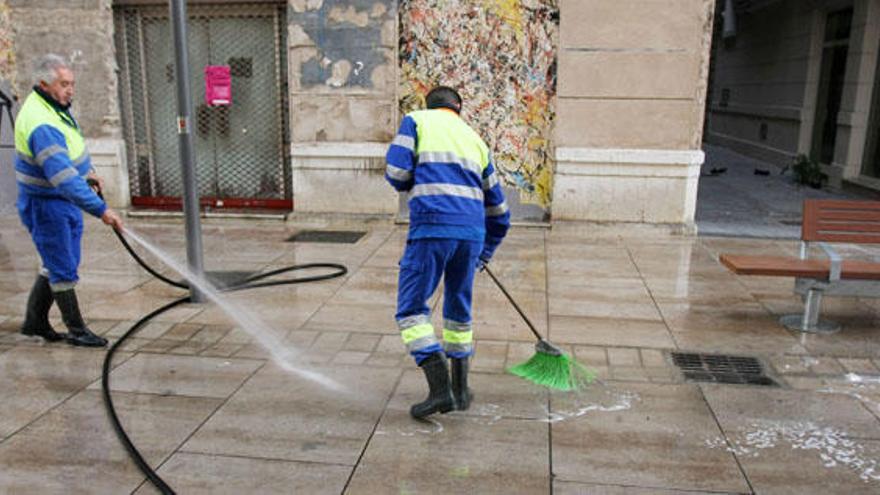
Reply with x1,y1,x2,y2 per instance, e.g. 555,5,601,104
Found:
1,214,879,493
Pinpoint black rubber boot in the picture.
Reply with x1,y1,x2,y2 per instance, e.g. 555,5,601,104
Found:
410,352,455,418
451,357,474,411
54,289,107,348
20,275,65,342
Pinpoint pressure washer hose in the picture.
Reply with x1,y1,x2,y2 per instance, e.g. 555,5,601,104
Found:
100,226,347,494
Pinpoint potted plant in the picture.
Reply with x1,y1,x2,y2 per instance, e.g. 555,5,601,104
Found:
792,154,828,189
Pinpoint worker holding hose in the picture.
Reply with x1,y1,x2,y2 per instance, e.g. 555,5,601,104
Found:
386,86,511,418
14,54,123,347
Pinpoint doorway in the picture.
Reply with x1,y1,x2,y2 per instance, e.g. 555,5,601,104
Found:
810,7,853,166
862,43,880,179
114,2,290,210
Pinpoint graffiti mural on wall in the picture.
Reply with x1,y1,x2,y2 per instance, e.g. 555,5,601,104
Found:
399,0,559,208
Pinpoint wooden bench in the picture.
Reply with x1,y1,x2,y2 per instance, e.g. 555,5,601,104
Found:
719,199,880,333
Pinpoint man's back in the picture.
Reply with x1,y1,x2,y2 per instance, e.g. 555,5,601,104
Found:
387,108,497,233
408,108,489,176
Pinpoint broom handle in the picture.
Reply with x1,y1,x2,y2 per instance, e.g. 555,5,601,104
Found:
483,265,545,343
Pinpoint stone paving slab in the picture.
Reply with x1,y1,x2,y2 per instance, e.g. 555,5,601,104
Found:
135,452,351,495
2,213,880,493
0,390,221,494
181,364,400,465
0,346,133,440
550,315,677,349
554,481,729,494
91,353,264,399
703,385,880,493
346,370,551,494
551,383,751,493
703,386,880,440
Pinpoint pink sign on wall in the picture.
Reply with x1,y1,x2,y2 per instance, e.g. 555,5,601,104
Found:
204,65,231,106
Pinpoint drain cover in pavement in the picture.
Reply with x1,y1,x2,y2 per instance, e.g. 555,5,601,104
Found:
286,230,366,244
671,352,778,386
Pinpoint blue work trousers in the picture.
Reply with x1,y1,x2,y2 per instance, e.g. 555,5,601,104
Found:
396,238,481,363
18,196,83,289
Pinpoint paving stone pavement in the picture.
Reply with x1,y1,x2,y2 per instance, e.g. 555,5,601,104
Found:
0,210,879,494
696,144,875,238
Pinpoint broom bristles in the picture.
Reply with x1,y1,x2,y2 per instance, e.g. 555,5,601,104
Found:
508,349,596,391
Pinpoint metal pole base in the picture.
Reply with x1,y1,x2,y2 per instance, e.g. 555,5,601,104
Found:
779,314,841,334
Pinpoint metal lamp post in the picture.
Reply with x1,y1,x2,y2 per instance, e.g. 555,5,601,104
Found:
169,0,205,302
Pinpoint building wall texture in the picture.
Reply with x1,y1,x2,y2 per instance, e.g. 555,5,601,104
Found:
552,0,714,225
706,0,880,190
706,0,813,164
288,0,398,214
9,0,120,138
2,0,719,225
6,0,129,207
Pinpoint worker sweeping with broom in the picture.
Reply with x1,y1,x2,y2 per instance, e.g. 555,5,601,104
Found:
385,86,510,418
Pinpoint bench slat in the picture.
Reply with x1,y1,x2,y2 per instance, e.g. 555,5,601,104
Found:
816,222,880,233
818,210,880,221
811,233,880,244
719,254,880,280
810,199,880,211
804,200,880,242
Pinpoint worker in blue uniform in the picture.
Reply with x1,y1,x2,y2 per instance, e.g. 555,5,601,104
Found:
386,86,511,418
14,54,124,347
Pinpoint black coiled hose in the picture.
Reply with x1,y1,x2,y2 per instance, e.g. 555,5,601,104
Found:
100,226,347,494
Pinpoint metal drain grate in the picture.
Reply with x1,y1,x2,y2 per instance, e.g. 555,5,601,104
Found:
286,230,366,244
671,352,778,386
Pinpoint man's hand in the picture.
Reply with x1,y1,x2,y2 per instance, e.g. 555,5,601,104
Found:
475,257,489,272
86,171,105,195
101,208,124,231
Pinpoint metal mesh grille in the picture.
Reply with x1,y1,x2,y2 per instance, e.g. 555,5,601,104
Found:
114,3,290,205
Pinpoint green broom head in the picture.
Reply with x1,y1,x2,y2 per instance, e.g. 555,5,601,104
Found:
508,340,596,391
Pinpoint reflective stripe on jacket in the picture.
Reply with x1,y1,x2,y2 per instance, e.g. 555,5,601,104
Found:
385,109,510,256
14,91,106,217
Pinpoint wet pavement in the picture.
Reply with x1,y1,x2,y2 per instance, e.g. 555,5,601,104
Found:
0,211,878,494
2,145,880,493
696,144,874,238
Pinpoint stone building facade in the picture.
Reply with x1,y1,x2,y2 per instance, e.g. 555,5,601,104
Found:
1,0,716,229
706,0,880,192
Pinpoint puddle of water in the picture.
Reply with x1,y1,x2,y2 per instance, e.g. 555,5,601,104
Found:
845,373,880,385
544,386,640,423
818,377,880,419
383,382,639,437
123,228,345,393
706,420,880,483
385,416,445,437
801,356,821,367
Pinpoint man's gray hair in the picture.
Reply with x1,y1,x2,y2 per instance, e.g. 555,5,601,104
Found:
32,54,70,85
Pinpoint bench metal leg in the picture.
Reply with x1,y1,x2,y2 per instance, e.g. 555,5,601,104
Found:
779,288,840,334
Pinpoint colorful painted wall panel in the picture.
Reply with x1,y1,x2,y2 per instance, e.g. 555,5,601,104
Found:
399,0,559,208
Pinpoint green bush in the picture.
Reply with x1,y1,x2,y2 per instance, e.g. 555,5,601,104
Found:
792,154,828,189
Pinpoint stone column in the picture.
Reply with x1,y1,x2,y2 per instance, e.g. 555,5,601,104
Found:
552,0,715,229
837,0,880,182
9,0,128,208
